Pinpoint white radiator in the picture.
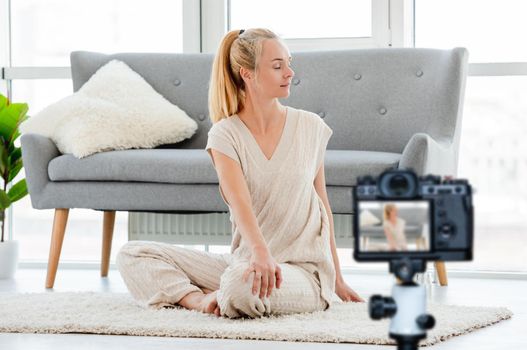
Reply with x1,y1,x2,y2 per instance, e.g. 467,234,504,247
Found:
128,212,354,248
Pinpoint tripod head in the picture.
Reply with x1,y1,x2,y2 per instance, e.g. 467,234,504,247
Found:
389,258,426,284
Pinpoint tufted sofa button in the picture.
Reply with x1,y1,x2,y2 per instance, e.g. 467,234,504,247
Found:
318,111,326,118
173,79,181,86
354,73,362,80
379,107,387,115
198,114,206,121
292,78,300,85
416,70,423,77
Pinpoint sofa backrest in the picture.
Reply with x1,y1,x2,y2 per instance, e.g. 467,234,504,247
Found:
71,48,468,153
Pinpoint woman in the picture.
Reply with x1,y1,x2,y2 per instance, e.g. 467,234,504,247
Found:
117,28,363,319
382,203,408,251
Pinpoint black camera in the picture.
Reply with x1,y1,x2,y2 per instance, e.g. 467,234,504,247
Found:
353,168,473,262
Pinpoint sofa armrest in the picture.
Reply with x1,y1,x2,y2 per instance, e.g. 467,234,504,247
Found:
399,133,458,177
20,134,61,207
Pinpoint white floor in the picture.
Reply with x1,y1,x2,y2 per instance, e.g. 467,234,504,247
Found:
0,267,525,349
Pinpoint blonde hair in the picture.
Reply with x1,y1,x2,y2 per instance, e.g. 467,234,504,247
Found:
208,28,285,123
383,203,397,221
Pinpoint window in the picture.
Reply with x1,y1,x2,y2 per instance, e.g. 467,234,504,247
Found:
11,0,184,66
415,0,527,63
227,0,389,51
416,0,527,272
448,76,527,272
11,80,72,116
229,0,371,39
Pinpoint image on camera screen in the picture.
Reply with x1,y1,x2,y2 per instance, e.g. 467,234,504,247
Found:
358,200,431,252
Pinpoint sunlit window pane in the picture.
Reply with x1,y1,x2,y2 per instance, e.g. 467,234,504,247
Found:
415,0,527,63
230,0,371,39
11,80,72,116
448,76,527,272
11,0,184,66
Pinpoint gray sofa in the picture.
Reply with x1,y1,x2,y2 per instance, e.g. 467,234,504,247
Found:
20,47,469,288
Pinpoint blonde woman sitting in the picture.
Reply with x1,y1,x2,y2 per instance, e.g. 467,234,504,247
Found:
382,203,408,251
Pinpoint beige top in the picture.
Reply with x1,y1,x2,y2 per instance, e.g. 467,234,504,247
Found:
205,105,336,308
383,217,408,251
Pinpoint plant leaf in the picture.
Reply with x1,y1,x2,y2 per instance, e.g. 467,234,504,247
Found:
7,179,28,203
0,101,28,142
9,129,22,150
0,190,11,209
9,114,29,145
8,158,23,183
8,146,22,167
0,136,7,176
0,94,8,109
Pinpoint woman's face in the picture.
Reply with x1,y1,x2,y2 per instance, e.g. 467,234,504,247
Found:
242,39,295,99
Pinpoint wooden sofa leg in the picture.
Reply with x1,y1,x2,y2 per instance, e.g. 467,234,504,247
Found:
46,208,69,289
101,211,116,277
435,261,448,286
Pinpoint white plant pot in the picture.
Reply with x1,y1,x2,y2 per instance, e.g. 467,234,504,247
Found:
0,240,19,279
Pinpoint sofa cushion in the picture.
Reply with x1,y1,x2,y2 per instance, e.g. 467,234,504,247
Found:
48,149,217,184
48,149,401,186
20,59,198,158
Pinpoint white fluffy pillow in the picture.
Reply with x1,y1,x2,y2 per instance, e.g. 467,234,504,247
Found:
20,59,198,158
359,209,381,227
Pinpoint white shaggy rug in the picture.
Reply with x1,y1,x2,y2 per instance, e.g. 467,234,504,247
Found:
0,292,512,346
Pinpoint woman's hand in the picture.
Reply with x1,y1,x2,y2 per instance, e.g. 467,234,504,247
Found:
335,279,365,303
242,245,282,299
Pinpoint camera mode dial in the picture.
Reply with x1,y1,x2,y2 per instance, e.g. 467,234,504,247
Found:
420,174,441,184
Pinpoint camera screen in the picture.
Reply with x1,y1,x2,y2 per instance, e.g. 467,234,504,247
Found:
357,200,431,252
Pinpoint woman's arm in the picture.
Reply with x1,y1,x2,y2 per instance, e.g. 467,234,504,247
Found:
209,149,283,297
314,163,344,285
315,163,364,302
209,149,268,251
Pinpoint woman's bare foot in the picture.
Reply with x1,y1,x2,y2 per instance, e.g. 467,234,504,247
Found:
179,290,221,317
201,291,221,317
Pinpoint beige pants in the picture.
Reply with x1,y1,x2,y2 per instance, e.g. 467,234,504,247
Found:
116,241,328,318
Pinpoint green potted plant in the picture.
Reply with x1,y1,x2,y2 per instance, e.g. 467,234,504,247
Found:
0,93,29,279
